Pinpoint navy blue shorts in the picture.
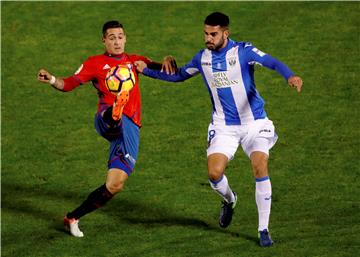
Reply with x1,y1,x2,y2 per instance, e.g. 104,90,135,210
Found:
95,112,139,176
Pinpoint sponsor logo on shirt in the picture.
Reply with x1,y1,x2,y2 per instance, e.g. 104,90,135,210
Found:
201,62,212,66
211,72,239,88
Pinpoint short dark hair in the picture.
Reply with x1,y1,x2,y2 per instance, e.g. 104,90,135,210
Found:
204,12,229,28
102,20,124,36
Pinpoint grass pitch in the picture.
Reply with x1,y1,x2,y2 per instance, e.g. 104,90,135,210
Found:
2,2,359,257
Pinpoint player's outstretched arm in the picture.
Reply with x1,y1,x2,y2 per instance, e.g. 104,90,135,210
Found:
145,56,177,75
288,76,303,93
37,69,65,91
135,61,192,82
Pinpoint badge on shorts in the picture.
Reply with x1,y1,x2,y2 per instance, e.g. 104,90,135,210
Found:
208,130,216,147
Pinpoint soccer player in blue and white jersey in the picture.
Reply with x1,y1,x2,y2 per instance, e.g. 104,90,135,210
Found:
135,12,302,247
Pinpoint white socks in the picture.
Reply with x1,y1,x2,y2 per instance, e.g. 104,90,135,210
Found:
209,175,235,203
209,174,272,231
256,176,272,231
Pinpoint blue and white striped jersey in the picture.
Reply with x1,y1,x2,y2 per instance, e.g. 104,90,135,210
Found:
143,39,294,125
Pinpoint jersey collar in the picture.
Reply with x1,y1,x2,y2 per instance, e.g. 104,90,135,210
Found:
104,52,126,59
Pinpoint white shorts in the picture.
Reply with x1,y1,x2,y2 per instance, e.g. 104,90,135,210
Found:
206,118,278,160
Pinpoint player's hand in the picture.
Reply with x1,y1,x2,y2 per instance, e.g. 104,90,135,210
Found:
288,76,303,93
161,55,177,75
134,61,147,73
37,69,52,83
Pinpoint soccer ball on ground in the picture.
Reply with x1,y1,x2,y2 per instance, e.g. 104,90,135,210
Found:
105,64,135,94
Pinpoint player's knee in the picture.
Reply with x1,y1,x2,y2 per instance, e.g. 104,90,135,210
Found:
208,165,225,181
106,181,125,194
207,153,228,181
106,168,129,194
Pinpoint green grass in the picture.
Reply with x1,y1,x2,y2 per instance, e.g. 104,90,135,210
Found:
2,1,359,257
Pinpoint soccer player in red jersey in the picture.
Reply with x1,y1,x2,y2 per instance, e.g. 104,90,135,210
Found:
37,21,176,237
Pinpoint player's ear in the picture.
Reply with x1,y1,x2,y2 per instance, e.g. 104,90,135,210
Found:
224,29,230,38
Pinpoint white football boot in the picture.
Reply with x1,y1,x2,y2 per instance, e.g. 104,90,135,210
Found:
64,216,84,237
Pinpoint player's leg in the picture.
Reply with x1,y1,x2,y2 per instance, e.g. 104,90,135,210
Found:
95,106,123,142
64,167,129,237
65,168,127,216
242,118,277,247
112,90,130,121
105,168,129,194
208,153,237,228
250,150,273,247
207,124,238,228
112,79,134,121
102,105,122,128
207,153,235,203
250,151,272,229
64,168,128,237
64,180,115,237
64,115,139,237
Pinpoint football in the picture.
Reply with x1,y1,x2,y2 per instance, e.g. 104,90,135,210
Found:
105,64,135,94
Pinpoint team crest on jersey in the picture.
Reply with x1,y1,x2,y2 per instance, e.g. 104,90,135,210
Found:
228,57,236,66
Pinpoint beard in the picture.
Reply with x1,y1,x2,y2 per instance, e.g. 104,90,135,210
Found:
206,37,225,51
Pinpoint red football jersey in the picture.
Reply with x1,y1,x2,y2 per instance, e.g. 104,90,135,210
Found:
63,52,152,127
